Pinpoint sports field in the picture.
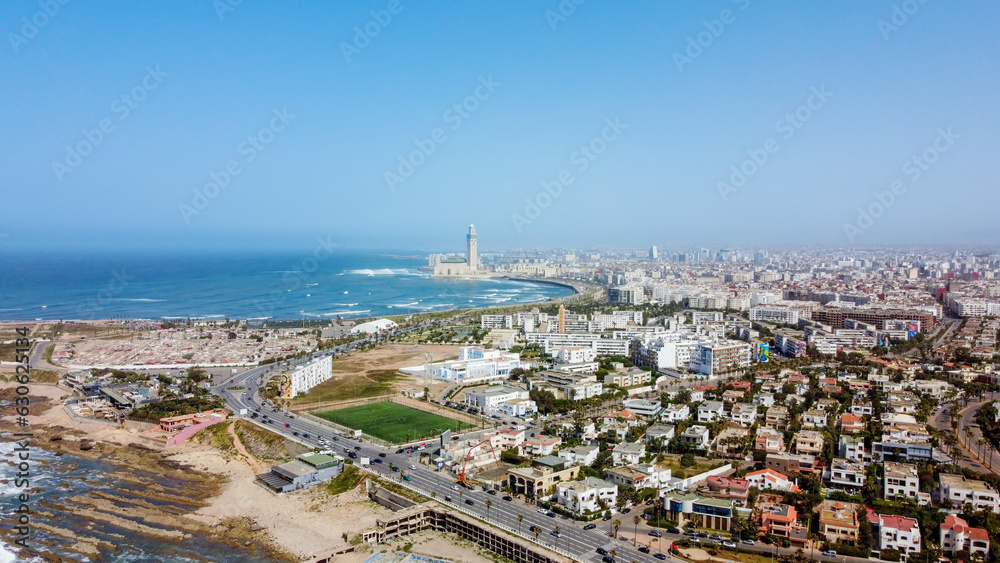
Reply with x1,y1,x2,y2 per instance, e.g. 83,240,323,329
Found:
315,401,472,443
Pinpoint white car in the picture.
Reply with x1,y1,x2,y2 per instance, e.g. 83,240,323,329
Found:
409,465,416,470
451,485,459,491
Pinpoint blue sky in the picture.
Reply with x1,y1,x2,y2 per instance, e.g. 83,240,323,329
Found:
1,0,997,252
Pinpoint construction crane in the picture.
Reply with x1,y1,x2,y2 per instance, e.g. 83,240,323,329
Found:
455,438,501,489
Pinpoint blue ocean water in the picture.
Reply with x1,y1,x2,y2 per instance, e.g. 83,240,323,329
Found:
0,250,573,321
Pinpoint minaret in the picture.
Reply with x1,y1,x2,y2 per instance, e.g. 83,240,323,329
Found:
467,224,478,271
558,304,566,333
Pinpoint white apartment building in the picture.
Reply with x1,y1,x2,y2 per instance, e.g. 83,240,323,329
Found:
802,409,829,428
556,477,618,514
825,459,866,492
281,355,333,398
938,473,1000,513
730,403,757,426
883,461,920,502
661,403,690,422
940,515,990,558
698,401,725,423
750,306,800,325
744,469,798,492
558,445,600,467
481,314,513,329
679,425,710,449
464,385,529,411
407,346,521,383
554,346,597,364
875,514,922,559
622,398,661,417
690,341,752,377
527,370,603,400
524,332,630,357
839,435,866,463
612,442,647,466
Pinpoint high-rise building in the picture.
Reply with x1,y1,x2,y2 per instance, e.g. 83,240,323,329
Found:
649,246,658,260
467,223,478,270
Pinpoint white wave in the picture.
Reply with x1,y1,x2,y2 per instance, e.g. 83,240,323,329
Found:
113,298,165,302
387,301,420,309
305,283,319,287
329,303,359,307
0,308,23,312
322,310,371,316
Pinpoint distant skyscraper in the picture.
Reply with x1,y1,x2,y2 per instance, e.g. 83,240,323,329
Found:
649,246,658,260
558,304,566,333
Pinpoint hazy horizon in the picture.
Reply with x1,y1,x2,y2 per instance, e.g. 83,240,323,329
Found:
3,1,998,251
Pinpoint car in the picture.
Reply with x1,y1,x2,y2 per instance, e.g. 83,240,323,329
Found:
347,452,357,459
452,485,460,491
378,453,386,458
465,499,474,505
668,527,681,534
373,458,382,464
538,508,548,515
742,539,755,545
710,534,722,540
602,556,614,563
596,547,607,555
550,530,560,537
697,532,708,538
546,511,556,518
502,495,513,501
293,431,299,436
331,436,338,441
402,475,411,481
444,496,452,502
354,446,361,451
603,514,612,521
284,423,290,428
391,466,400,472
638,546,650,553
823,550,837,557
395,449,404,454
722,541,736,547
486,489,496,495
645,499,654,505
684,531,697,537
302,434,309,439
288,415,295,419
622,507,631,514
582,523,596,530
648,530,662,537
654,554,667,561
408,464,416,470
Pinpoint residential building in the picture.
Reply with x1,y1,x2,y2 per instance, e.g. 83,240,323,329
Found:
711,426,750,458
883,462,920,503
765,406,789,430
464,385,529,411
755,428,785,453
606,368,652,388
645,424,676,444
679,425,711,449
662,493,735,531
557,445,599,467
507,464,581,499
758,498,808,546
556,477,618,515
729,403,758,427
819,500,860,545
520,435,562,457
698,400,725,423
938,473,1000,513
825,459,865,493
873,512,922,559
256,452,344,493
622,398,661,418
612,442,647,466
839,413,866,434
793,430,824,455
690,341,752,377
838,435,865,463
802,409,828,428
765,452,817,475
527,370,603,400
745,469,799,493
940,514,990,558
661,403,690,422
280,355,333,398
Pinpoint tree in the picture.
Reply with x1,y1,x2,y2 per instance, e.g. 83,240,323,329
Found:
517,513,524,536
609,549,618,562
633,514,641,545
857,507,874,551
554,525,562,550
612,518,622,539
485,499,493,521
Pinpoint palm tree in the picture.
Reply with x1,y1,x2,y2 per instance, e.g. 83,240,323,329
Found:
554,525,562,550
612,518,622,539
532,525,541,542
485,499,493,521
430,491,437,501
633,514,641,546
609,548,618,562
517,513,524,536
388,462,394,473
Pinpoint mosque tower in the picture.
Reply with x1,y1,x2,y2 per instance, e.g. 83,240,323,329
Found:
467,224,478,270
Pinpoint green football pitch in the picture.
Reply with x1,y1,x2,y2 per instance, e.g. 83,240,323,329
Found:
315,401,473,443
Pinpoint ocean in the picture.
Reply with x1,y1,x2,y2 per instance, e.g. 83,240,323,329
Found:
0,250,574,321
